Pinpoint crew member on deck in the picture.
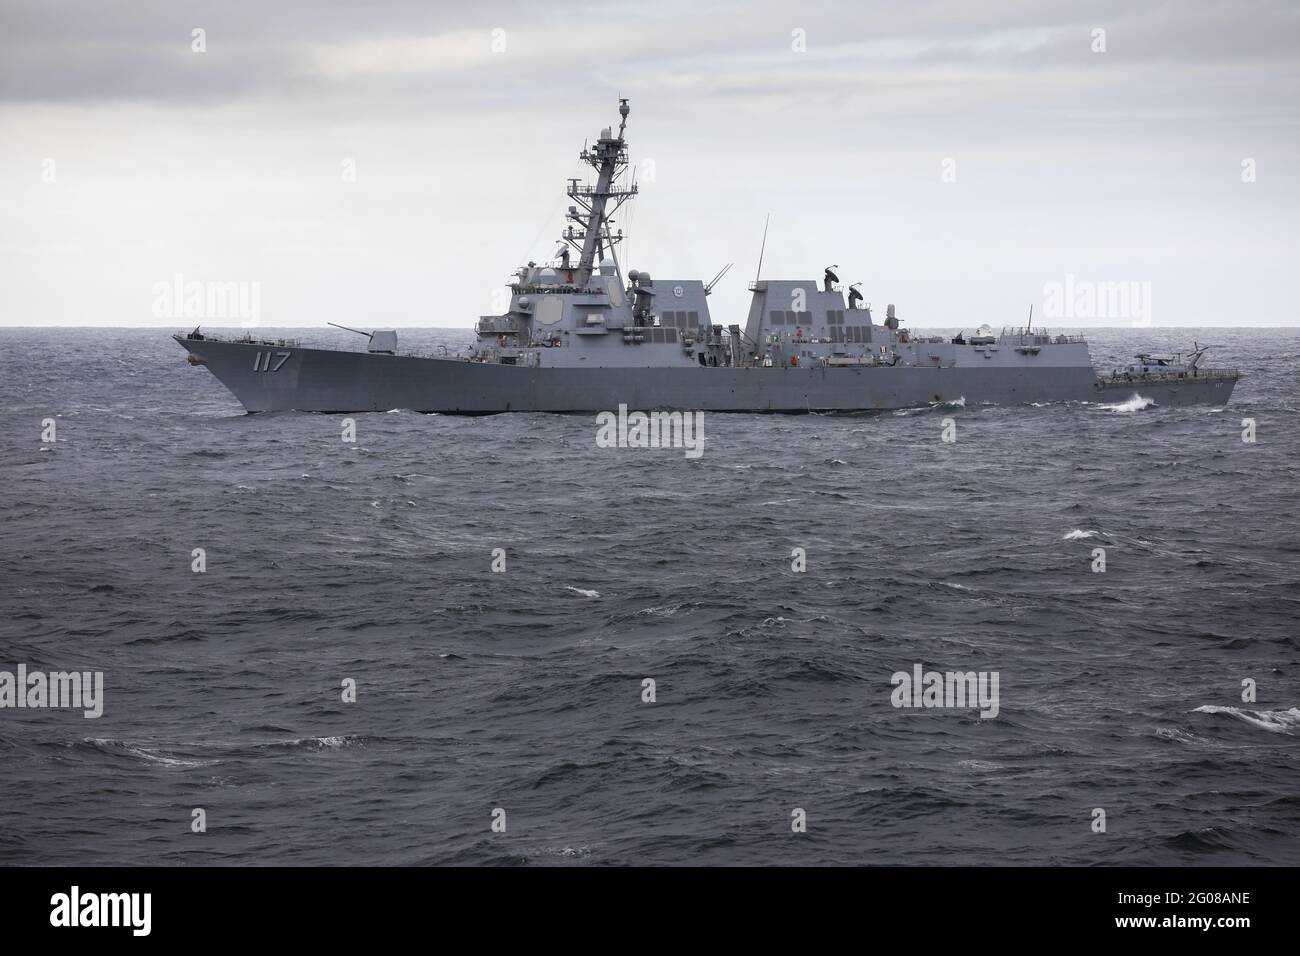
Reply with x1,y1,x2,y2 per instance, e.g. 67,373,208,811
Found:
823,265,839,293
848,282,863,309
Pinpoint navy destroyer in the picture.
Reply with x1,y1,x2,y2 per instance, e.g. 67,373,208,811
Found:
177,100,1238,413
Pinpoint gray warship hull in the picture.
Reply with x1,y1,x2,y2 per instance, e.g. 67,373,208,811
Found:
177,336,1237,413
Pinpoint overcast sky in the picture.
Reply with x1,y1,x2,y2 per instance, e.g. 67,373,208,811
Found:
1,0,1296,328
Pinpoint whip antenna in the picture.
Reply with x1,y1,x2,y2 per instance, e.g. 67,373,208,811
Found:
754,214,771,284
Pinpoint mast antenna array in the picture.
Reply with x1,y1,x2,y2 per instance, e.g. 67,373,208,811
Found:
565,98,638,287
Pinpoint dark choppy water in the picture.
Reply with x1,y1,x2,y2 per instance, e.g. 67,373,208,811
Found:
1,326,1297,866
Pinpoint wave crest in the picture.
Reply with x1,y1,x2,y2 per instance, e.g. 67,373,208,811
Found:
1193,705,1300,734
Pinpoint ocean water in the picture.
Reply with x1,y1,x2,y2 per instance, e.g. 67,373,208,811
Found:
1,326,1297,866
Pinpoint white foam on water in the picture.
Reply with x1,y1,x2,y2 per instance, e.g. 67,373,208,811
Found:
1097,393,1156,413
279,735,363,750
545,844,594,859
1193,705,1300,734
84,738,210,768
1063,529,1100,540
1156,727,1213,746
636,604,681,617
566,586,600,598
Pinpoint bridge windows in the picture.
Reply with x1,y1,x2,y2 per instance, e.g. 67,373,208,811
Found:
768,310,812,326
661,311,699,330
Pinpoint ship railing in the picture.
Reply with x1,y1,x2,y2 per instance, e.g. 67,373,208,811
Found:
514,282,588,295
228,334,303,348
1103,367,1240,382
998,328,1086,345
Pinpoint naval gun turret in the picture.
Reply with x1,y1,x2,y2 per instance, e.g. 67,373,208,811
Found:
328,322,397,354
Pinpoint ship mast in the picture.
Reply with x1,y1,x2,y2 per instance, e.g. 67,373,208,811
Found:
564,98,637,288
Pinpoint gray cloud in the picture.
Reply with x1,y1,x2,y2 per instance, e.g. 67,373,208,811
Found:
1,0,1296,328
3,0,1296,110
